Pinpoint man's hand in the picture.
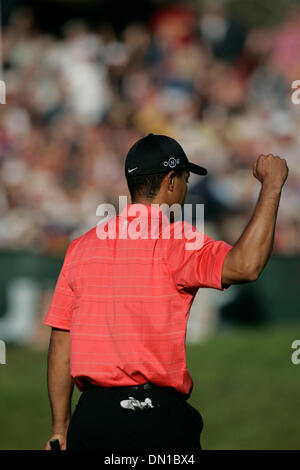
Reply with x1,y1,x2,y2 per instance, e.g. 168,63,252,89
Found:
45,433,67,450
253,154,289,189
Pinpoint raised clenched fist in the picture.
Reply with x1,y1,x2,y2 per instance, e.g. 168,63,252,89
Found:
253,154,289,188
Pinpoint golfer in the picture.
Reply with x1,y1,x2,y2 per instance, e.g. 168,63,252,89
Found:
44,134,288,451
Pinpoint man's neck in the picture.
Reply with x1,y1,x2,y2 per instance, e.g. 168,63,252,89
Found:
131,196,165,206
131,199,175,222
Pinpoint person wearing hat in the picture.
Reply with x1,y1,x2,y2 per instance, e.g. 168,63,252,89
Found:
44,134,288,451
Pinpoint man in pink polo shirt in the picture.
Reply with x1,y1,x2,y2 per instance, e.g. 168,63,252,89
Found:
44,134,288,451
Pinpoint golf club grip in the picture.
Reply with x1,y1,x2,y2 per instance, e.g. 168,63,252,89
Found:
50,438,61,450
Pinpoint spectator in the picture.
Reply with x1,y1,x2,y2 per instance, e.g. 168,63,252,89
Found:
0,3,299,258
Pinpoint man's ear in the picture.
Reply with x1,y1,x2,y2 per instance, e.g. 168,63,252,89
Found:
168,171,176,191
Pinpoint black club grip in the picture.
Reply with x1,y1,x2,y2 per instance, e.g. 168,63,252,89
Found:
50,438,61,451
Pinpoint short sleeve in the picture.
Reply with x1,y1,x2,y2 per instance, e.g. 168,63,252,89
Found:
166,224,232,291
44,244,75,330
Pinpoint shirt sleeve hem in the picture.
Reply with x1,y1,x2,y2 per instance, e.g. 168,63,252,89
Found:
211,244,232,291
43,318,71,331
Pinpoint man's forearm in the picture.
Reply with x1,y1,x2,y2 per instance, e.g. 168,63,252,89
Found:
47,329,74,434
223,182,282,283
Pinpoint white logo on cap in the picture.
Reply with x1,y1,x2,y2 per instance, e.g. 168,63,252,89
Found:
128,167,138,173
164,157,180,168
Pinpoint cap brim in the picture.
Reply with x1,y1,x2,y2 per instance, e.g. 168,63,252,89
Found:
187,162,208,176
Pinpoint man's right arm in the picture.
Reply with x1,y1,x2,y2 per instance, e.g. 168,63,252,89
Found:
222,154,289,285
45,327,73,450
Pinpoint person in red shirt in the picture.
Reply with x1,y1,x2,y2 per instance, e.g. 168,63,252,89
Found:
44,134,288,451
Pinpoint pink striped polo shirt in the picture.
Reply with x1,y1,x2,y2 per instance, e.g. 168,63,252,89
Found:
44,203,232,396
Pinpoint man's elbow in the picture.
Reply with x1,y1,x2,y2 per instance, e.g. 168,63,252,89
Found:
244,268,260,282
222,252,263,284
239,257,267,282
223,266,261,284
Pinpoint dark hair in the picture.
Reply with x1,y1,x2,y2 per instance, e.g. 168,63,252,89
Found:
126,169,185,200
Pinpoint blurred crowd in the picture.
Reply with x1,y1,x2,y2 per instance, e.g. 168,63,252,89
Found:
1,1,300,256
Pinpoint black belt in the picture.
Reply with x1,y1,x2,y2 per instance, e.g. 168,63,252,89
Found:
122,382,157,391
84,382,189,399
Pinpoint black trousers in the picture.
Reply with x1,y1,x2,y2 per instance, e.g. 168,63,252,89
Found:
67,383,203,452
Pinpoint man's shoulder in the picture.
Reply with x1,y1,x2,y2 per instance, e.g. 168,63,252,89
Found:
66,226,98,257
167,220,204,242
158,221,205,257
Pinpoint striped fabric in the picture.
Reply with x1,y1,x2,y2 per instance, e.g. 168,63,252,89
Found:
44,204,232,396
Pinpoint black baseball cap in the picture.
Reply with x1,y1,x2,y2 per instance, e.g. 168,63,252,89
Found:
125,133,207,177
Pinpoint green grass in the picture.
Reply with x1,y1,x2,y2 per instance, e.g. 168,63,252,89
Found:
1,325,300,449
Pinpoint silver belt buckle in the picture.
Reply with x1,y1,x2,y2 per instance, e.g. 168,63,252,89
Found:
120,396,154,411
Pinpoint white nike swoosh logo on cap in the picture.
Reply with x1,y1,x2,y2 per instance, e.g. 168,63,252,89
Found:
128,167,138,173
